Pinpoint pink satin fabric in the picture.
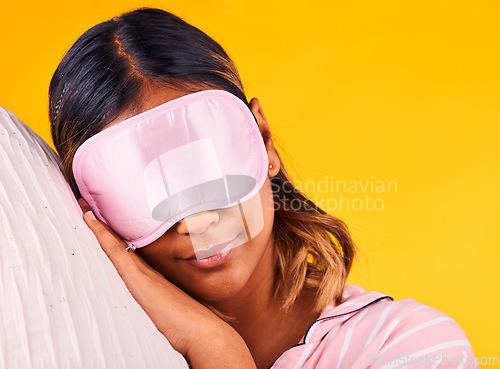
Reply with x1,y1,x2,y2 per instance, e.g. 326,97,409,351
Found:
73,90,268,248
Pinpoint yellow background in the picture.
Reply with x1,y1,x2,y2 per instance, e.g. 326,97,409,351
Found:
1,0,499,365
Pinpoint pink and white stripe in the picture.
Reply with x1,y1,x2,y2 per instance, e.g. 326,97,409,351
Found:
271,285,476,368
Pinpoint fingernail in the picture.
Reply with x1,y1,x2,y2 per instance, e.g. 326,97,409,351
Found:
85,210,96,221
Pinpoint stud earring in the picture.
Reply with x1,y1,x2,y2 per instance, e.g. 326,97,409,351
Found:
269,164,273,169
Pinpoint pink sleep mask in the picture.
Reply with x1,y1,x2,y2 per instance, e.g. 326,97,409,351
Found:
73,90,268,253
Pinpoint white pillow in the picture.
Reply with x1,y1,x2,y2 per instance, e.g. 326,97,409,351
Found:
0,107,188,369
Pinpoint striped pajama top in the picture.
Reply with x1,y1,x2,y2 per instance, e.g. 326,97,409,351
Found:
270,285,476,369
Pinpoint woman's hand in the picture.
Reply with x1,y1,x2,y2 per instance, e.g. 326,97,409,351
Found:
78,198,256,369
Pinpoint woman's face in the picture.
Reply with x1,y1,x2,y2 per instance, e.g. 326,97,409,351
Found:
138,175,277,302
107,86,281,303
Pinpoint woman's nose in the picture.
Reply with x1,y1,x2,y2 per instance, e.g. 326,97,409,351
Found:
175,210,220,234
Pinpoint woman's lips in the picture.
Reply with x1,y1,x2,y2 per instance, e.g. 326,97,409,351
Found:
184,235,239,269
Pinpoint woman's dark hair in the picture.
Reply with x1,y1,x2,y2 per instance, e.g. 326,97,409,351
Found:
49,7,356,313
49,8,245,197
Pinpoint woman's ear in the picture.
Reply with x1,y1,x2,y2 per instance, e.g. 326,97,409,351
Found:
249,97,280,177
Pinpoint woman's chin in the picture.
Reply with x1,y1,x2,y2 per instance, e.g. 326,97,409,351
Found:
179,263,252,303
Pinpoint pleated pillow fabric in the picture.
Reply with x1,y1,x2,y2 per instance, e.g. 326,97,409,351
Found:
0,106,188,369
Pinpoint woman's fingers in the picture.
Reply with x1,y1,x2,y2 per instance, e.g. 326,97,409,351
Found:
76,198,201,351
76,198,150,279
78,197,124,251
75,198,256,367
